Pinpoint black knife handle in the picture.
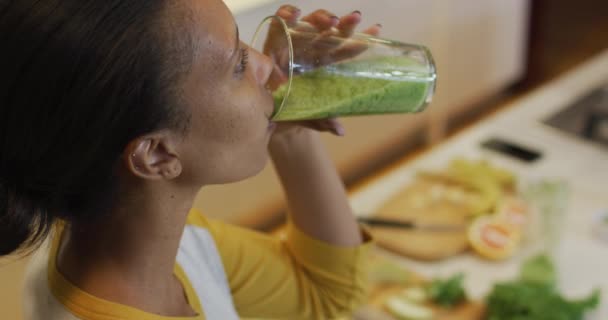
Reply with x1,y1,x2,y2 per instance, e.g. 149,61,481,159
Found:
357,217,415,229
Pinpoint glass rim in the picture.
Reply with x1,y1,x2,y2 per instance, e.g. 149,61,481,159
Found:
252,15,438,120
251,15,294,120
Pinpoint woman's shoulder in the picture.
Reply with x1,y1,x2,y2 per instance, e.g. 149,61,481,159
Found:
22,235,81,320
179,208,227,279
178,208,240,319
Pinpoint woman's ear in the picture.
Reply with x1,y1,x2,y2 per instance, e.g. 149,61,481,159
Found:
123,131,183,180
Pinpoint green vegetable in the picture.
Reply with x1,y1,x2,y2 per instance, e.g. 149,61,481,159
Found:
485,254,601,320
272,56,432,121
427,273,467,307
486,283,600,320
519,254,556,288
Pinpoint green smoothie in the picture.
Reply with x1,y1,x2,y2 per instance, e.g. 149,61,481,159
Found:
272,56,434,121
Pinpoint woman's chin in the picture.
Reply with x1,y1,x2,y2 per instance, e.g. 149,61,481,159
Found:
244,157,270,180
216,155,270,184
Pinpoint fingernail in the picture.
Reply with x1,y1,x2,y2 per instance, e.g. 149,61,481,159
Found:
335,126,345,136
352,10,362,16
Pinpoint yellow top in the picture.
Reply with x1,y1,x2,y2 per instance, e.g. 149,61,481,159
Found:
23,208,373,319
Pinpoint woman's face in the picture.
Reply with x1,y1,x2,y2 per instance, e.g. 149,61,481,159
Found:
176,0,276,185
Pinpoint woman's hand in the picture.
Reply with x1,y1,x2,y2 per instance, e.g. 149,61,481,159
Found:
265,6,381,80
265,6,382,141
264,8,378,250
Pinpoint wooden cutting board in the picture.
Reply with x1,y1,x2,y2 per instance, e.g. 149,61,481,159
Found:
368,178,478,260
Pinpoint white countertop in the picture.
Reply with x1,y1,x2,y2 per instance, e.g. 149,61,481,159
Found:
350,48,608,318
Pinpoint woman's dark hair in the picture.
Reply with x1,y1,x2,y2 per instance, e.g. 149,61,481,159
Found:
0,0,193,256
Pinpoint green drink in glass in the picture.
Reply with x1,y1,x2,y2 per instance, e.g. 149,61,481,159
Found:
252,16,436,121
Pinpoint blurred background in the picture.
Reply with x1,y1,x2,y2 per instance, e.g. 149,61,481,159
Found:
198,0,608,230
2,0,608,319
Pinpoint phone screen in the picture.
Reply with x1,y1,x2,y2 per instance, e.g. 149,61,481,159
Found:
480,138,542,162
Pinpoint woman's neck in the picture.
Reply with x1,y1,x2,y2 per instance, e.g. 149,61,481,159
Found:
55,184,199,316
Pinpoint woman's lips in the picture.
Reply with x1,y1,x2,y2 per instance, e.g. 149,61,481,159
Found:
268,121,277,131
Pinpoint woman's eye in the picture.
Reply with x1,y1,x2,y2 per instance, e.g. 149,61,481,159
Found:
235,48,249,75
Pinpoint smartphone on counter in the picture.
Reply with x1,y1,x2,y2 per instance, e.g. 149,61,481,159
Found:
480,137,542,163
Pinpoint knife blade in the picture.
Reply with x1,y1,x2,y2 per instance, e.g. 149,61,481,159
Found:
357,217,467,232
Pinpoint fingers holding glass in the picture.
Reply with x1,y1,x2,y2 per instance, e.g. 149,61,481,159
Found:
276,5,300,27
336,11,362,37
300,9,339,31
328,23,383,62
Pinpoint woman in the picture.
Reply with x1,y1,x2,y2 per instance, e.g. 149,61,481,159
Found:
0,0,379,319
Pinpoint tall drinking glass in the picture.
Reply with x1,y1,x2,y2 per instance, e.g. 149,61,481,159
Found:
251,15,437,121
